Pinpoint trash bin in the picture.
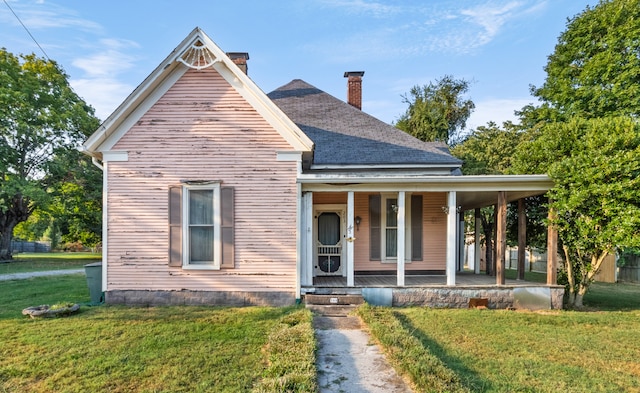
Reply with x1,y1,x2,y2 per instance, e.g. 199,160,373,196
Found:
84,262,103,304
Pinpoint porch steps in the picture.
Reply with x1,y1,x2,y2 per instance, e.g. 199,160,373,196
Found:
304,294,364,317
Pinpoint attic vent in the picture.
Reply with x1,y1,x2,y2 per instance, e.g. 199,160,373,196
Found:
178,39,220,70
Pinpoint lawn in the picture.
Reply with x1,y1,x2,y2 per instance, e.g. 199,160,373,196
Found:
0,275,316,393
0,252,101,274
359,281,640,393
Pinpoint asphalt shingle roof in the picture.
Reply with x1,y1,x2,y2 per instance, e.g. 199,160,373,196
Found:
268,79,462,167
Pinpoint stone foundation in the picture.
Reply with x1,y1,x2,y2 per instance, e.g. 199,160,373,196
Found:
392,286,564,309
105,290,296,307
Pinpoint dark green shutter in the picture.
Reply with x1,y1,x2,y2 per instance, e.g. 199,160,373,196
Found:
168,186,182,267
220,187,235,268
411,194,423,261
369,194,381,261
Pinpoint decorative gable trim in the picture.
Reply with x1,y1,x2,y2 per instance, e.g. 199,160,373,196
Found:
177,40,221,70
83,27,313,158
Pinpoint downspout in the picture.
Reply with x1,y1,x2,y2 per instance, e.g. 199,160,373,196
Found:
90,154,107,301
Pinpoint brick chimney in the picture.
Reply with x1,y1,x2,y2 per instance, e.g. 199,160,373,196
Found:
227,52,249,75
344,71,365,110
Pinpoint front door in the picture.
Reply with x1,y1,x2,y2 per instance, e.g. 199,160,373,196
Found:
314,205,346,276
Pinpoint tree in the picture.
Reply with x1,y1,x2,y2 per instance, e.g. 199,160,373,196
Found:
514,116,640,308
451,121,521,175
453,122,547,274
395,75,475,145
531,0,640,118
0,49,99,259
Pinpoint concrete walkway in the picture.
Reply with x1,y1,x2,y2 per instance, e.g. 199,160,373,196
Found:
314,315,413,393
0,269,84,281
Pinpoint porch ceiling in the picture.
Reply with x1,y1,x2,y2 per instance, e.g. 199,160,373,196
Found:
457,190,547,211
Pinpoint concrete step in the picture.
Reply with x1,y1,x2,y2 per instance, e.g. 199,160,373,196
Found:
304,294,364,306
306,304,359,317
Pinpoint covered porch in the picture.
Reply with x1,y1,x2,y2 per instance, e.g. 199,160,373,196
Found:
297,174,563,308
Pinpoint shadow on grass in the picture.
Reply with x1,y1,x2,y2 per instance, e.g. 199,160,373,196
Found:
393,311,492,393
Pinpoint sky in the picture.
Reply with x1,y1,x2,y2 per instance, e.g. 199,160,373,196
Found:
1,0,599,130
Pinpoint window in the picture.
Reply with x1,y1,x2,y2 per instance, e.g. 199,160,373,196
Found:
369,193,423,263
169,183,234,270
384,198,398,259
184,185,220,267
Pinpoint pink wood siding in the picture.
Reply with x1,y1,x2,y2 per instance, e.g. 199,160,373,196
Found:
314,193,347,204
107,68,298,292
353,192,447,272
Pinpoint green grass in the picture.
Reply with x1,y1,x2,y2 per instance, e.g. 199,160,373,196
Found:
0,252,101,275
359,281,640,393
0,275,317,392
503,269,547,283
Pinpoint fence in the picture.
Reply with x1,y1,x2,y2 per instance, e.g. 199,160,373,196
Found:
464,245,618,283
11,241,51,253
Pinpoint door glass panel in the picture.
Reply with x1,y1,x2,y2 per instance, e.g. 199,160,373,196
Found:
318,212,340,245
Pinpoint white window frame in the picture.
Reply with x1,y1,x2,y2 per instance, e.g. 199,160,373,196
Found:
182,183,221,270
381,193,412,263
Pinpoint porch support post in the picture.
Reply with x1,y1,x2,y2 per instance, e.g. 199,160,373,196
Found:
347,191,355,287
517,198,526,280
474,208,481,275
458,210,465,271
303,192,313,286
496,191,507,286
547,206,558,285
446,191,457,286
397,191,406,286
296,183,302,299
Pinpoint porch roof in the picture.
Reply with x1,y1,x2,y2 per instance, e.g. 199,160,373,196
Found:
299,174,553,210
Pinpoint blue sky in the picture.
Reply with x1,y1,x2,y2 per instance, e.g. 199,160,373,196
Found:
1,0,598,130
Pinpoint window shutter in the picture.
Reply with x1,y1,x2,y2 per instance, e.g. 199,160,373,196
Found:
168,186,182,267
411,194,423,261
220,187,235,268
369,194,381,261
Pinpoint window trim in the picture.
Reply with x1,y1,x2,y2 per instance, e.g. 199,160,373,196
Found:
182,183,222,270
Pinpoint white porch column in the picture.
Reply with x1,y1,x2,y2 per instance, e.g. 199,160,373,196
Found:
397,191,406,286
474,208,481,275
446,191,457,286
347,191,355,287
301,192,314,286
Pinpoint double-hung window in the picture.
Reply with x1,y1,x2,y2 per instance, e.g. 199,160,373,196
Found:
169,183,234,269
183,184,221,268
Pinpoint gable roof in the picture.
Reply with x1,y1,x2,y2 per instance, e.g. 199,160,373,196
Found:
268,79,462,170
83,27,313,159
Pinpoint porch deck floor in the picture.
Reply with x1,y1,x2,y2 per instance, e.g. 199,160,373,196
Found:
310,271,545,288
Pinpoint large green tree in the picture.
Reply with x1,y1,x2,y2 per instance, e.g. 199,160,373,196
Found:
514,116,640,308
0,49,99,259
510,0,640,308
531,0,640,118
395,75,475,145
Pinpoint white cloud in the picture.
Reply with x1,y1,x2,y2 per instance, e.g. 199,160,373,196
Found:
3,2,101,31
69,39,140,120
304,0,550,62
72,39,138,78
71,77,134,121
467,98,534,129
314,0,402,17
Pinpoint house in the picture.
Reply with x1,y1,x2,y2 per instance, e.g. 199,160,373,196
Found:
83,27,563,308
